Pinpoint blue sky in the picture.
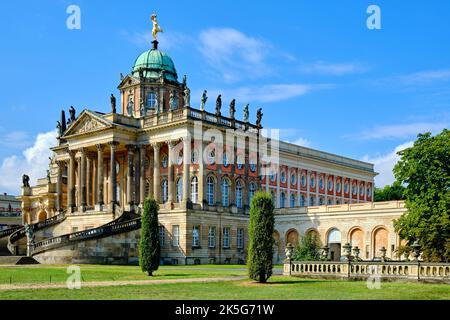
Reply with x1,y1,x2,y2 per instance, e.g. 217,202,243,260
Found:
0,0,449,194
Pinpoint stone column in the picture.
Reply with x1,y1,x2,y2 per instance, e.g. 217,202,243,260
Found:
139,145,146,206
126,145,135,206
80,148,87,210
86,156,91,207
148,147,154,198
198,139,205,207
306,170,310,206
152,143,161,202
68,151,76,211
109,142,118,208
96,144,104,207
182,137,190,204
167,141,174,205
135,146,141,206
56,161,63,212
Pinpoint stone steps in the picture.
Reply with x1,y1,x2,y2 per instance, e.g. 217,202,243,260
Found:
0,256,40,265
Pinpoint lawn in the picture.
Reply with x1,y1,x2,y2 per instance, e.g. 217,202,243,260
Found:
0,264,247,285
0,265,448,300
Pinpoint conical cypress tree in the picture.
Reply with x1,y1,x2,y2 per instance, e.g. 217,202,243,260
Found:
248,191,275,283
139,197,160,276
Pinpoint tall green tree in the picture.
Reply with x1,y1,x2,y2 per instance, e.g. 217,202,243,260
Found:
292,233,322,261
374,181,406,202
139,197,161,276
248,191,275,283
393,129,450,262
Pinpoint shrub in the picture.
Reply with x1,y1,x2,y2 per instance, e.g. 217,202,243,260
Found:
139,197,160,276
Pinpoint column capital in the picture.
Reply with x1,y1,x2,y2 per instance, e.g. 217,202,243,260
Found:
151,142,162,150
79,147,87,155
109,141,119,149
166,140,175,148
96,144,104,152
126,144,137,152
68,150,76,158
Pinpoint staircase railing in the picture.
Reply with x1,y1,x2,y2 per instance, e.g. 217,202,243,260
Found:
0,226,22,239
7,210,67,255
31,214,141,255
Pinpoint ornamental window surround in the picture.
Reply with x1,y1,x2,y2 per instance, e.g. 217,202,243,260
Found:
208,227,216,248
280,171,287,184
223,227,230,249
249,183,256,203
280,192,286,208
176,178,183,203
191,176,199,203
221,178,230,207
290,194,296,208
172,225,180,247
236,180,243,209
207,176,215,205
290,172,297,185
237,228,244,249
162,179,168,203
192,226,200,248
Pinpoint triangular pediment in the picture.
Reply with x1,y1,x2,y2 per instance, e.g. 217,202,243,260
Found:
63,110,112,137
118,74,140,89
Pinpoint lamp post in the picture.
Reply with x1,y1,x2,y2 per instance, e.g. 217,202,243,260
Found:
343,243,352,278
285,243,294,276
411,240,421,280
380,246,387,263
353,246,361,261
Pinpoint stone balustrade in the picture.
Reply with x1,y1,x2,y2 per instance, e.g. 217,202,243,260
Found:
284,260,450,283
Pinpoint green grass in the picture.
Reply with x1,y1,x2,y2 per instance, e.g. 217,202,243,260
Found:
0,265,448,300
0,265,247,285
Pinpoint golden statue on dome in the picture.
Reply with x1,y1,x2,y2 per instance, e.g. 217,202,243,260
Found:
151,13,163,40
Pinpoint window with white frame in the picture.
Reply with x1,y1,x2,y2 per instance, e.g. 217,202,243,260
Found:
159,226,165,247
280,192,286,208
223,227,230,248
172,225,179,247
208,227,216,248
191,176,198,203
176,178,183,203
162,179,168,203
192,226,200,247
248,183,256,204
147,92,157,108
207,176,215,205
236,180,243,208
290,193,295,208
237,228,244,249
221,179,230,207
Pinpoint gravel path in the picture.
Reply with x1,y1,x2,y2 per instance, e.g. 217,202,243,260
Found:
0,276,247,291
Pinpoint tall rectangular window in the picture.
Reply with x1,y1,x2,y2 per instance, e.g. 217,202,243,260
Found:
223,227,230,249
208,227,216,248
192,226,200,247
147,92,157,108
237,228,244,249
159,226,165,247
172,225,179,247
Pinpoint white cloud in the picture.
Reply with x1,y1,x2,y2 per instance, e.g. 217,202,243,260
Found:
0,131,31,150
292,137,312,147
0,130,57,195
399,69,450,85
196,83,332,106
198,28,271,82
361,141,414,188
347,122,448,140
301,61,368,76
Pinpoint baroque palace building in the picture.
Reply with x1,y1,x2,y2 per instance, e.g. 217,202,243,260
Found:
6,21,405,265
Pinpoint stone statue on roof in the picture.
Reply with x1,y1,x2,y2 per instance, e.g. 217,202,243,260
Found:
256,108,263,127
200,90,208,111
229,99,236,120
243,104,249,123
215,94,222,117
22,174,30,188
110,94,116,114
69,106,76,123
184,86,191,107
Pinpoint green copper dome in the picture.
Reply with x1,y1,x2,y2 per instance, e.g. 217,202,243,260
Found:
132,48,178,82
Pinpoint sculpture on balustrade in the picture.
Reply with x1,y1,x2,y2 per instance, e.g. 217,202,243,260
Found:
256,108,263,127
215,94,222,117
120,73,124,81
159,70,165,84
127,98,134,116
243,104,249,123
46,170,51,184
182,74,187,87
140,97,146,116
229,99,236,120
24,223,35,245
22,174,30,188
200,90,208,111
69,106,76,123
184,86,190,107
169,90,177,110
110,94,117,114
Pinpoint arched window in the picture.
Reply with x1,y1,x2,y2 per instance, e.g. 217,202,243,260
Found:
221,178,230,207
299,194,306,207
162,179,168,203
280,192,286,208
248,183,256,204
290,194,295,208
191,176,198,203
176,178,183,203
207,176,215,205
310,175,316,188
236,180,243,208
319,176,324,189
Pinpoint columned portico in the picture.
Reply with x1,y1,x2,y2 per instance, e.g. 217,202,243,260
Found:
109,142,118,209
139,145,146,206
167,141,175,206
56,160,63,212
152,143,161,202
96,144,104,208
126,145,136,207
182,137,190,205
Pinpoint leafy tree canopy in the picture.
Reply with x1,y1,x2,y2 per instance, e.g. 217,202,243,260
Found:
292,233,322,261
374,181,406,202
393,129,450,262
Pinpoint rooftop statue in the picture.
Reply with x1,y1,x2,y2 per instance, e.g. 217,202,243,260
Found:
69,106,76,123
140,97,145,116
127,98,134,117
243,104,249,123
215,94,222,117
22,174,30,188
184,86,191,107
182,75,187,87
256,108,263,127
229,99,236,120
151,14,164,41
110,94,116,114
200,90,208,111
56,121,63,138
169,90,176,110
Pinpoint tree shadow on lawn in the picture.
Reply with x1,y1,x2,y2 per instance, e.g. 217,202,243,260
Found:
242,279,330,286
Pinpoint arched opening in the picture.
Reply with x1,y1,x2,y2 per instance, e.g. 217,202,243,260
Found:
273,231,282,263
207,176,215,205
286,229,299,247
37,210,47,222
373,227,389,258
349,227,364,252
327,228,342,261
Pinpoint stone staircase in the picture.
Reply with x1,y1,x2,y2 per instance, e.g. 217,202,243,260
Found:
0,256,39,265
